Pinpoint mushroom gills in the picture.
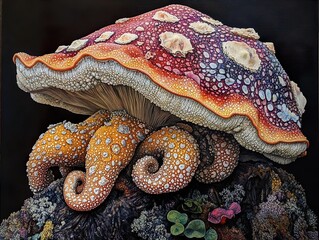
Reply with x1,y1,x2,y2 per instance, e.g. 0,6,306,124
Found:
31,84,180,130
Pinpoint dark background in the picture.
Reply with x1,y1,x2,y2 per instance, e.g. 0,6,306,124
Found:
1,0,318,220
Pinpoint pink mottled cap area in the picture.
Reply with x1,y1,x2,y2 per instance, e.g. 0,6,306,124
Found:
62,5,302,131
13,4,308,163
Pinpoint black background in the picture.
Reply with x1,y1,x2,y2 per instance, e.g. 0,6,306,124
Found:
1,0,318,220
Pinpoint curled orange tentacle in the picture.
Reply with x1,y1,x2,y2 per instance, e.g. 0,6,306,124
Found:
132,126,200,194
63,112,149,211
27,110,109,193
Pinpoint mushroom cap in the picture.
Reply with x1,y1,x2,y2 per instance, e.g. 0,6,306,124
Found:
13,4,308,163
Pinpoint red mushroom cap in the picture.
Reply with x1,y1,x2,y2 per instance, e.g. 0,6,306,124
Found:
13,4,308,163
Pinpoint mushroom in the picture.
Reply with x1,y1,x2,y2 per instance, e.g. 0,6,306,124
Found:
14,4,308,211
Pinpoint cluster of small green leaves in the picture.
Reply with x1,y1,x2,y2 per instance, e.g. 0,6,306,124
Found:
167,210,217,239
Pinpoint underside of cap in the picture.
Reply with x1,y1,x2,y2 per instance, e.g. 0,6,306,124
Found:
15,53,307,164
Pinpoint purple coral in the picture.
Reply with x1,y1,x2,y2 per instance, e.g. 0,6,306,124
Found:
208,202,241,224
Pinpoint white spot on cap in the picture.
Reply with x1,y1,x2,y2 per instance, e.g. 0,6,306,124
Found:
115,33,138,44
265,89,272,101
278,76,286,86
66,39,88,52
259,90,265,100
203,51,210,58
159,32,193,57
115,17,130,24
145,51,156,59
222,41,261,72
244,78,251,85
152,11,179,23
267,103,274,111
189,21,215,34
209,63,217,69
55,45,68,53
290,81,307,114
264,42,276,54
225,78,235,86
95,31,114,43
201,16,223,26
136,26,144,31
242,85,248,94
231,28,260,39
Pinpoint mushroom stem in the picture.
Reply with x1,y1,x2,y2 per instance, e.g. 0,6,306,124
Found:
195,130,240,183
132,126,200,194
63,111,149,211
27,110,109,193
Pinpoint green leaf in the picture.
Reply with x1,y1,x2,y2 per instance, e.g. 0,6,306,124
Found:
167,210,181,223
182,200,203,214
184,219,206,238
167,210,188,224
205,228,218,240
184,200,193,207
179,213,188,225
170,223,185,236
